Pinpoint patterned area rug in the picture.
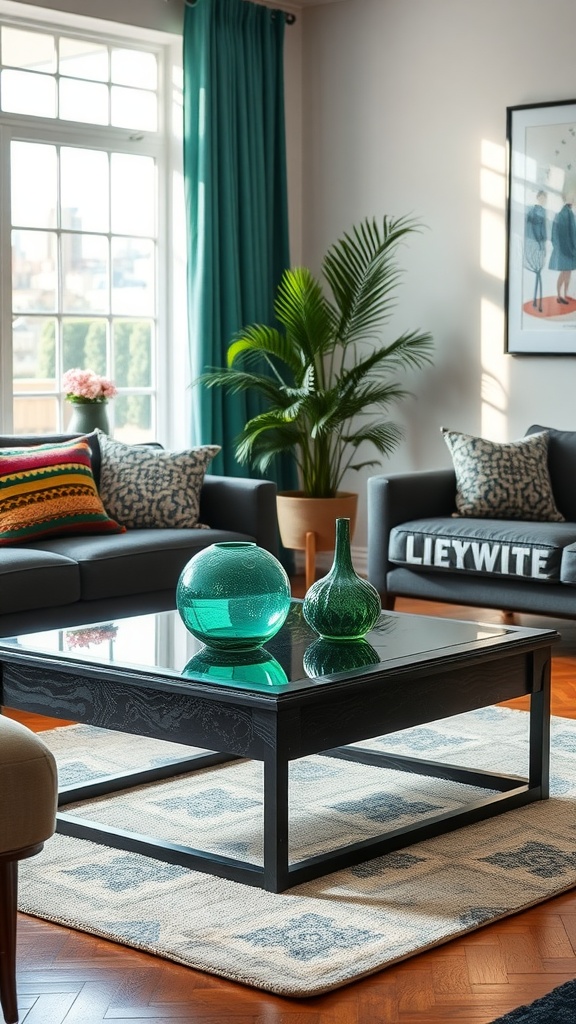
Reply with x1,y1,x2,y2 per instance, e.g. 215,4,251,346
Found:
19,707,576,998
491,977,576,1022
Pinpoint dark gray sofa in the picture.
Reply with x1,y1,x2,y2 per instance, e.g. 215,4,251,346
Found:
0,433,278,636
367,425,576,620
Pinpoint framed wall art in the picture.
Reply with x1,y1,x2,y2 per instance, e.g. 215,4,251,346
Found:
506,98,576,355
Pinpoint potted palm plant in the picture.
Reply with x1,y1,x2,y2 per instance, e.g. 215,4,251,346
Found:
198,215,433,585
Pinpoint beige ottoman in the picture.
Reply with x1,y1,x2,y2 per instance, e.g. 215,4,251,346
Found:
0,716,58,1024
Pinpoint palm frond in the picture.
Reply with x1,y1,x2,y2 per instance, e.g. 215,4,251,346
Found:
235,415,306,473
341,421,405,453
196,368,293,406
226,324,302,378
372,329,435,370
274,268,335,367
323,215,424,346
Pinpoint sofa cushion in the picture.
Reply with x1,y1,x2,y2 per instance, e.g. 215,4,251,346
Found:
526,424,576,521
96,431,221,529
389,517,576,583
0,431,101,484
34,528,254,600
0,548,81,614
560,543,576,586
441,427,563,522
0,437,125,546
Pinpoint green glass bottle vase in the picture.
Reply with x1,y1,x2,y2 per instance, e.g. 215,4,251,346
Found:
302,518,382,640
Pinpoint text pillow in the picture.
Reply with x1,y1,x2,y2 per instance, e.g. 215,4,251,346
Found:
96,431,221,529
441,427,564,522
0,437,125,546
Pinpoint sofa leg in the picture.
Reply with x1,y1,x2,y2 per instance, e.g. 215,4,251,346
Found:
0,859,18,1024
383,595,396,611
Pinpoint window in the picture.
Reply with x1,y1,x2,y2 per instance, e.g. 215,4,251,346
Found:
0,11,184,443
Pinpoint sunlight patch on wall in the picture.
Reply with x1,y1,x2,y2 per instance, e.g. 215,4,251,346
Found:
480,138,506,279
480,209,506,280
480,297,507,439
480,140,508,440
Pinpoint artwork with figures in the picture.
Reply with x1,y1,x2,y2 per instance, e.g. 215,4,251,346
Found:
506,99,576,354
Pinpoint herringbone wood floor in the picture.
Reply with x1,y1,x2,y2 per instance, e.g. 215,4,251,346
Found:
6,591,576,1023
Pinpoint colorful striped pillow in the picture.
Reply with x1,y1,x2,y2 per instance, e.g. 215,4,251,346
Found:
0,437,125,546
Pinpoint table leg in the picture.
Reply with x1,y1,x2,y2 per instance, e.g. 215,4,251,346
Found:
305,531,316,592
529,648,551,797
263,750,289,893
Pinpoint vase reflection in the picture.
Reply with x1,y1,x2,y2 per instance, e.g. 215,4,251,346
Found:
303,637,381,679
182,646,289,689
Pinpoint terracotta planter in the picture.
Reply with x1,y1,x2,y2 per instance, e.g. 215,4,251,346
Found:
276,491,358,552
277,491,359,591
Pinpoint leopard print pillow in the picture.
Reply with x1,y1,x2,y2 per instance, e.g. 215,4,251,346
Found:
96,430,220,529
441,428,564,521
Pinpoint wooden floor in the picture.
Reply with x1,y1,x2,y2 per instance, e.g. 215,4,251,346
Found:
6,592,576,1024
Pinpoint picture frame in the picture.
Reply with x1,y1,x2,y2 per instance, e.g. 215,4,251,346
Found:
506,98,576,355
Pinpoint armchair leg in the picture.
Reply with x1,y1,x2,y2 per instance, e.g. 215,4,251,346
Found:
383,594,396,610
0,860,18,1024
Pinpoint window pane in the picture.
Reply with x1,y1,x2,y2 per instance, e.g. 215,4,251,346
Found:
114,393,153,442
113,319,152,386
11,143,57,229
111,154,155,236
61,148,109,232
112,238,154,315
59,77,108,125
59,37,108,81
2,27,56,73
62,318,107,374
111,85,157,131
13,230,57,312
13,316,56,382
62,233,109,313
13,394,58,435
1,68,56,117
111,48,157,89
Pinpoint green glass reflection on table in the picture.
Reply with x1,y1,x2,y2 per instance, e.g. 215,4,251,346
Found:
182,646,289,690
303,637,381,679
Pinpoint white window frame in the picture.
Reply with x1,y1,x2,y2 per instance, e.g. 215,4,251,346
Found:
0,2,187,447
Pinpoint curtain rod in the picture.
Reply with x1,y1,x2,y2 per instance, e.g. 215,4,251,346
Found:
181,0,297,23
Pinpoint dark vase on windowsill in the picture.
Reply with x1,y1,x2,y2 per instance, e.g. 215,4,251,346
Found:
67,401,110,435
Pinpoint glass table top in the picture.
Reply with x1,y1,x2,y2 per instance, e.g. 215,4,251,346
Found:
0,601,544,696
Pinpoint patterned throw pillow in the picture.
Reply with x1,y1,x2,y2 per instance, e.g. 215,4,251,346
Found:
0,437,126,546
96,431,221,529
441,427,564,521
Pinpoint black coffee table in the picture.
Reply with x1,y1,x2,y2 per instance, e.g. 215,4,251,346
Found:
0,603,557,892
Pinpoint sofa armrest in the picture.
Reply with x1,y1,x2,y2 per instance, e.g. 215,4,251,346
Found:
367,469,457,595
199,476,279,556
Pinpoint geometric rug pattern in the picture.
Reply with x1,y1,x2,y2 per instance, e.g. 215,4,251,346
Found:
18,707,576,997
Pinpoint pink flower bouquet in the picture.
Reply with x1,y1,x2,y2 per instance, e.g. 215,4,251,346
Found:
65,624,118,649
62,368,118,404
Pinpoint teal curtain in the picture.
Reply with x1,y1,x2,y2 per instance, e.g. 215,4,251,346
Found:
183,0,296,496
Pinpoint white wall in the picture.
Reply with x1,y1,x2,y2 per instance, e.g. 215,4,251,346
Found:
301,0,576,555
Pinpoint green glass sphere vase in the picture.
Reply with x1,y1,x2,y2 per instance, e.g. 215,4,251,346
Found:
176,541,291,651
302,518,382,640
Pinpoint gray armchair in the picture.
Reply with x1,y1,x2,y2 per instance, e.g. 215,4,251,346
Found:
0,717,58,1024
